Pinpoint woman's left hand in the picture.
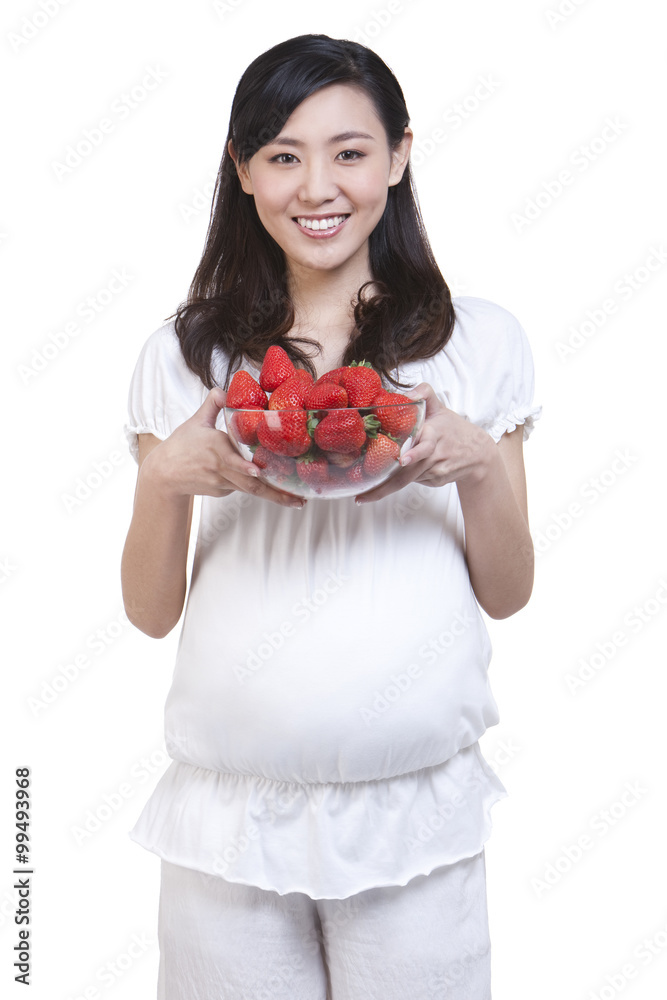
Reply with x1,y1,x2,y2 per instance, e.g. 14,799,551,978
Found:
355,382,495,503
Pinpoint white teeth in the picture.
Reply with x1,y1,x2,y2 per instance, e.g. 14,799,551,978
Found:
296,215,348,230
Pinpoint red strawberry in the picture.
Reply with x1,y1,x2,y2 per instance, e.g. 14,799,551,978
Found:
339,362,382,406
268,373,308,410
295,456,331,488
345,463,366,486
294,368,314,384
327,448,362,468
227,370,268,409
256,410,312,457
326,463,349,483
362,434,400,476
259,345,295,391
303,382,348,409
314,366,347,386
232,405,265,445
370,390,418,442
313,410,367,453
252,446,296,480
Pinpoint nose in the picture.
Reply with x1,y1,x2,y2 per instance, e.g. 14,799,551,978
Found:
297,156,339,207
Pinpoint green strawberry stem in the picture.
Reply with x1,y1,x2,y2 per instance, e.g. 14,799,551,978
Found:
306,414,320,435
362,413,382,437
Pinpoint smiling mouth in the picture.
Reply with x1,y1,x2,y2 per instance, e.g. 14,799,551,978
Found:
293,214,350,231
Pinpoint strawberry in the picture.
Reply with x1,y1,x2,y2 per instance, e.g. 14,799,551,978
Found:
326,463,349,483
362,434,400,476
345,463,366,486
313,409,367,453
256,410,312,456
303,382,348,409
232,405,265,445
314,366,347,386
259,345,295,391
294,369,314,384
252,446,296,480
295,456,331,488
370,390,418,442
226,370,268,409
268,373,309,410
339,361,382,407
327,447,362,468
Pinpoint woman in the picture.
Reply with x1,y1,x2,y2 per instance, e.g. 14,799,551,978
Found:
121,32,540,999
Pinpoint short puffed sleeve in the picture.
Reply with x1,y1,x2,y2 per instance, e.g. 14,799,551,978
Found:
420,296,542,443
123,320,207,464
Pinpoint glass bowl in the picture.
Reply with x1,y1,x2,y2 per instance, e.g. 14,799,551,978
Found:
223,399,426,499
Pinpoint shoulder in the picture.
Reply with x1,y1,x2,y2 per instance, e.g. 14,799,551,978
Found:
130,317,211,393
133,317,185,367
125,317,209,439
134,316,237,388
416,295,533,389
412,295,540,439
450,295,529,355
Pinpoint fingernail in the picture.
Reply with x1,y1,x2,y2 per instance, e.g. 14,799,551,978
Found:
248,467,259,477
400,455,412,466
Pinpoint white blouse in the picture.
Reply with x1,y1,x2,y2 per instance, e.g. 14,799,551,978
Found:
123,295,541,899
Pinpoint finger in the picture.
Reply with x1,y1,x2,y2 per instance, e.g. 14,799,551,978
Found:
404,381,444,419
236,473,307,507
218,459,306,507
198,386,228,427
354,460,428,504
399,433,436,467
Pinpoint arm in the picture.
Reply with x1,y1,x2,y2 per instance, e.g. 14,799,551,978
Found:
120,433,195,639
121,387,307,639
355,383,534,619
455,425,534,619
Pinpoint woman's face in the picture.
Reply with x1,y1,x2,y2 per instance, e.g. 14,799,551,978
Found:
230,83,412,280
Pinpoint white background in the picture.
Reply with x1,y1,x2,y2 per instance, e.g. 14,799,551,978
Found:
2,0,666,997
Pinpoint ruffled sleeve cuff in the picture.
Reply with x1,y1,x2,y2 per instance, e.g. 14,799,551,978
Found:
487,402,543,444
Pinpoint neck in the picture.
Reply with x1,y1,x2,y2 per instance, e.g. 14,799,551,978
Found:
286,245,375,330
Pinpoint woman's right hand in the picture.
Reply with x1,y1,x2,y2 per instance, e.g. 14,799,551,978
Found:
142,387,306,508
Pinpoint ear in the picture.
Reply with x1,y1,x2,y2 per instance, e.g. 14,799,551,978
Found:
227,139,254,195
388,128,413,187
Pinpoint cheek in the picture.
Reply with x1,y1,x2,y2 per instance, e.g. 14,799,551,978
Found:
250,176,286,216
355,170,390,211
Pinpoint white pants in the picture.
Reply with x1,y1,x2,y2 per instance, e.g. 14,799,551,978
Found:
156,850,492,999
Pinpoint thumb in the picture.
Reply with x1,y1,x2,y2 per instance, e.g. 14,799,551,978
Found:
404,381,442,418
198,386,227,426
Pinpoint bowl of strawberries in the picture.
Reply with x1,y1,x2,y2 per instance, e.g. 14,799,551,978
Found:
223,346,426,499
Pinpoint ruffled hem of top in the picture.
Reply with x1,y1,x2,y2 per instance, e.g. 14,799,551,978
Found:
487,403,543,444
128,742,508,899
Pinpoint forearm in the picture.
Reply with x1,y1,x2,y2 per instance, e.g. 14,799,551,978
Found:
456,436,534,619
121,451,193,638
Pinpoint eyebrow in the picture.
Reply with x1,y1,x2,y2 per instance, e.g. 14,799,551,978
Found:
268,131,377,147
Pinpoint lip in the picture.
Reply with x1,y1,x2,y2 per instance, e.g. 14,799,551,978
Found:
292,215,350,239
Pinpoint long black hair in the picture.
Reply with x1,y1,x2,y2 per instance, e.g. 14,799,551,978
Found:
167,33,456,389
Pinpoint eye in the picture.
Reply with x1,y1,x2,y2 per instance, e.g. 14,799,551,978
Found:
269,153,299,164
268,150,366,164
